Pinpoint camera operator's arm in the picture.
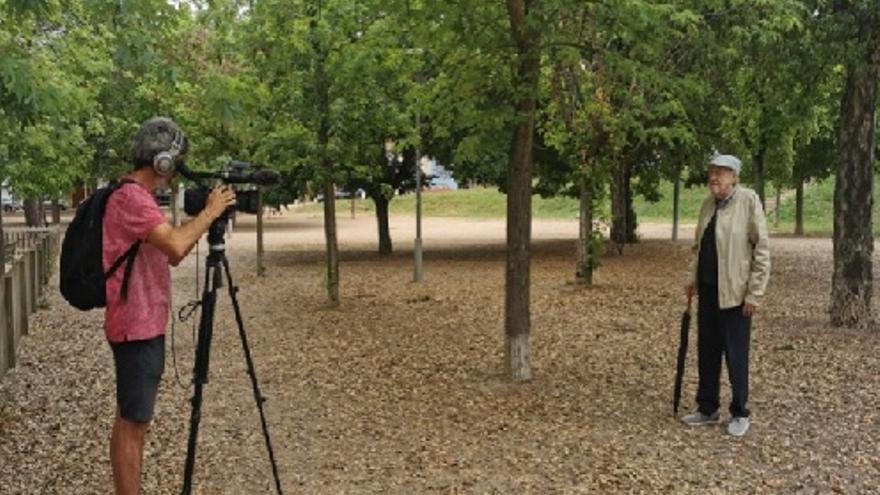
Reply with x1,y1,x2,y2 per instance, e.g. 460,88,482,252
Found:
146,186,236,266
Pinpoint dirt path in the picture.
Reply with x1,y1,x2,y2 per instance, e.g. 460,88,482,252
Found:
226,209,696,250
1,212,877,494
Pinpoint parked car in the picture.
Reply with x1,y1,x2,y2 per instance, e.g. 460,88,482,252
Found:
315,189,366,202
42,199,69,211
2,198,22,212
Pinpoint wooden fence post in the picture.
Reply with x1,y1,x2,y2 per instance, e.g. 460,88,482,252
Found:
23,250,34,320
0,228,60,378
14,259,27,339
0,272,10,378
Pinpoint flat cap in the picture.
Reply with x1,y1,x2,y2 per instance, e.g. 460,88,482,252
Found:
709,154,741,174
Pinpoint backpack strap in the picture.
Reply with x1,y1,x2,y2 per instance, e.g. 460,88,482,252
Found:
105,241,141,301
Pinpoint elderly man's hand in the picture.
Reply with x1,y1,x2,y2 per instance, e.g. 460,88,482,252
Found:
743,303,756,317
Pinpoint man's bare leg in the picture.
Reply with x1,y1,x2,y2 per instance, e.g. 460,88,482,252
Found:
110,413,150,495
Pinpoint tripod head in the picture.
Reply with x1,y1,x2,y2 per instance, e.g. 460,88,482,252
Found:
206,214,230,252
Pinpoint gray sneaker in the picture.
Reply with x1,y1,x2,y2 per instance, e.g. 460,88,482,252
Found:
681,410,720,426
727,417,750,437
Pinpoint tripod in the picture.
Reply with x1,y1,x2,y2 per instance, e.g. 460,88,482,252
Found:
181,216,283,495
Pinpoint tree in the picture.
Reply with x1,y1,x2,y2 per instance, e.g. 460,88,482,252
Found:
690,0,810,208
792,133,835,234
503,0,542,381
781,3,842,236
346,146,420,255
544,1,702,258
0,1,108,226
538,11,609,284
398,0,538,378
828,1,880,328
82,0,194,183
333,10,423,256
246,0,408,304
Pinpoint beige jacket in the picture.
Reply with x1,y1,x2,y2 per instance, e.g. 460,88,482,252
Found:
688,186,771,309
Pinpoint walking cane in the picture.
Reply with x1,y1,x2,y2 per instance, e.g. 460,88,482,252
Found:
673,294,693,415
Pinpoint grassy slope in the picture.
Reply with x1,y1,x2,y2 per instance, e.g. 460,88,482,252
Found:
302,185,707,221
300,178,871,236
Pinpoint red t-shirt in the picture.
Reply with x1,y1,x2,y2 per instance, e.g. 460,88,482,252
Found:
102,180,170,343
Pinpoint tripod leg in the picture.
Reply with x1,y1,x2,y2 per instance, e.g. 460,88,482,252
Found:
181,261,221,495
221,257,284,494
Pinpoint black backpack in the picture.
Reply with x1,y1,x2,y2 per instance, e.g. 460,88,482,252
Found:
60,180,141,310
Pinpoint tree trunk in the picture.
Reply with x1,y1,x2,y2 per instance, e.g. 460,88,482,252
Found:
0,204,5,266
322,179,339,306
625,171,637,243
23,199,43,228
753,147,766,208
610,162,626,253
830,43,879,328
315,50,339,306
576,174,593,285
413,114,424,283
256,189,265,277
312,21,339,307
795,178,804,236
374,194,392,255
611,162,637,249
51,200,61,225
774,187,781,225
672,173,681,241
504,0,540,381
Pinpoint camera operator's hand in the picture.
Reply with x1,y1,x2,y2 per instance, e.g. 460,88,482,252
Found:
205,185,236,219
147,185,236,267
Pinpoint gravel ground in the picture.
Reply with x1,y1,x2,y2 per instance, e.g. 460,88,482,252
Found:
1,211,878,494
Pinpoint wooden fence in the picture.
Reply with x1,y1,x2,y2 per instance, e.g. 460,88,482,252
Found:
0,227,59,379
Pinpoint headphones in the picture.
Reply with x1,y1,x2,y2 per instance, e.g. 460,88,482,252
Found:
152,130,185,176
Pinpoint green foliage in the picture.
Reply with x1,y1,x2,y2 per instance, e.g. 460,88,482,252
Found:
407,0,514,186
0,0,867,240
242,0,417,192
0,0,107,200
84,0,196,179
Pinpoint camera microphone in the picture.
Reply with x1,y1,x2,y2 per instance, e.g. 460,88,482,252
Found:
227,161,280,185
247,169,281,186
176,162,200,182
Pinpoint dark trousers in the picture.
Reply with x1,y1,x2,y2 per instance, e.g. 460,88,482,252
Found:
697,284,751,418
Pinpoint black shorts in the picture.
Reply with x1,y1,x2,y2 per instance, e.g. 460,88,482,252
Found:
110,335,165,423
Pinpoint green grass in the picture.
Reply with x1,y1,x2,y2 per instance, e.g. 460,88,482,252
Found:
771,176,880,236
299,178,874,238
771,178,835,235
303,185,721,222
302,188,587,219
768,177,880,236
631,181,707,223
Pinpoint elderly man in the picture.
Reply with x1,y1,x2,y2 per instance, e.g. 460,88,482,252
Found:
682,154,770,437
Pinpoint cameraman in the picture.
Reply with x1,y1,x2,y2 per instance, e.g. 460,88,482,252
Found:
104,117,235,495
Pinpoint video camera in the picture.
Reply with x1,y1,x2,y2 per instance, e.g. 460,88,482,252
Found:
180,161,280,216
